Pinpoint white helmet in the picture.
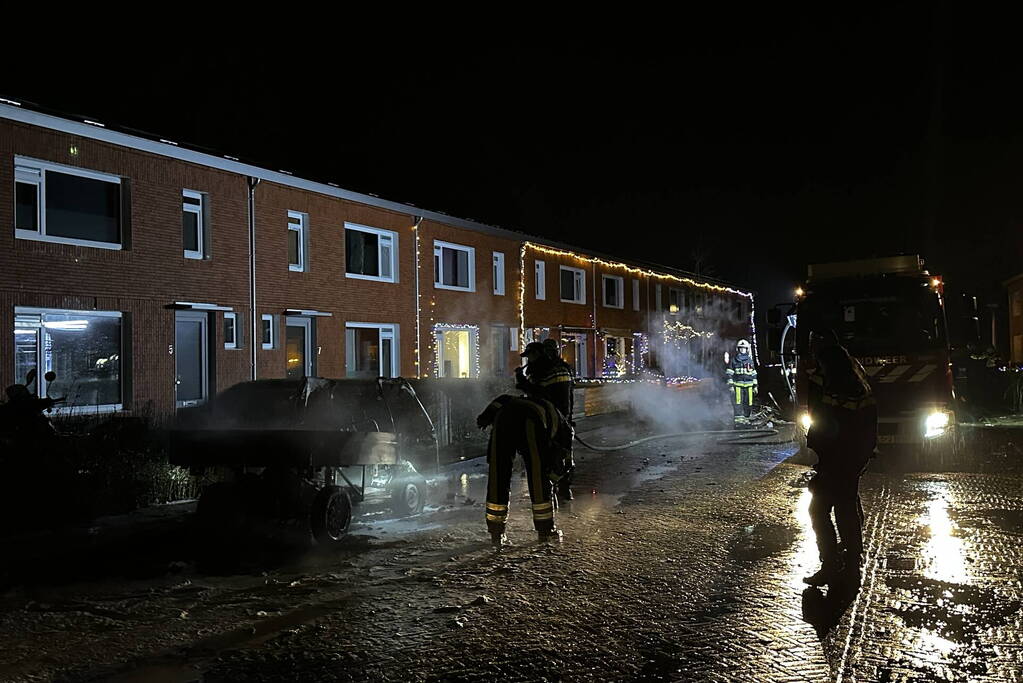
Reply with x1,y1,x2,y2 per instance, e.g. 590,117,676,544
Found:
737,339,751,352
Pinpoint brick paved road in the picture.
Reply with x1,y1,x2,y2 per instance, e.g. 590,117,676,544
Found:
0,425,1020,682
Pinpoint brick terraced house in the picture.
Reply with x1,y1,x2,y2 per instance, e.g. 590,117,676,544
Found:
0,100,755,419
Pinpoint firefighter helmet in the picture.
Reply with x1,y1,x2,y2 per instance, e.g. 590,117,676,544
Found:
737,339,751,352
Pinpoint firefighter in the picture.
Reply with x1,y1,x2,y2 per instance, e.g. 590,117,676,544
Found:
803,330,877,587
476,393,566,546
516,341,576,500
726,339,757,428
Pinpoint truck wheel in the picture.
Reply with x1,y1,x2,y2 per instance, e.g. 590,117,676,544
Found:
391,475,427,517
311,485,352,543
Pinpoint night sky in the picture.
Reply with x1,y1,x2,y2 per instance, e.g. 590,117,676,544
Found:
7,8,1023,328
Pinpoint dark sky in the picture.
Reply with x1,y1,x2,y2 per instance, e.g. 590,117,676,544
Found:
7,7,1023,316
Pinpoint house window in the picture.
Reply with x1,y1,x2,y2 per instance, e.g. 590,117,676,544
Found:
535,260,546,300
435,326,479,378
182,190,206,259
434,241,475,291
655,284,662,311
490,325,510,376
15,308,123,412
604,335,629,377
668,288,683,315
345,223,397,282
603,275,624,309
633,279,640,311
261,314,275,350
493,252,506,296
560,266,586,304
288,211,307,272
15,157,123,249
346,323,398,378
224,312,239,349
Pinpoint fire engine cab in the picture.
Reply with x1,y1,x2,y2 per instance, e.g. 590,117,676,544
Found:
790,255,958,460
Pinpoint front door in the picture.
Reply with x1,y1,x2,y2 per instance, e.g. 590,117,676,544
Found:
175,311,208,407
285,317,313,379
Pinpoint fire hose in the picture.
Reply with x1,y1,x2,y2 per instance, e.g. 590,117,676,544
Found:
573,428,783,452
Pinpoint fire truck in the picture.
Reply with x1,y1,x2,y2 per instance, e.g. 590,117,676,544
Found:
784,255,959,461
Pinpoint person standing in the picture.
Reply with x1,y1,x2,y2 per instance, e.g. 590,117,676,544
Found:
726,339,757,429
516,340,575,500
803,330,878,586
476,393,565,546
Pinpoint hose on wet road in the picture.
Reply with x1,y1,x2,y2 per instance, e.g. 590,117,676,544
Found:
574,428,782,452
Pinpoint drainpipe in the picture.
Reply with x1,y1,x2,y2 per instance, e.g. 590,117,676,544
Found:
412,215,424,378
247,176,261,380
591,262,598,377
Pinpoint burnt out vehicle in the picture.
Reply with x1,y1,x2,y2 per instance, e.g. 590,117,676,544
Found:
171,377,438,545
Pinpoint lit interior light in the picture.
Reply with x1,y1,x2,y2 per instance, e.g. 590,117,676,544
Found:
924,411,949,438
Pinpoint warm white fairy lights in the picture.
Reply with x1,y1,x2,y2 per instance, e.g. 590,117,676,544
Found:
516,242,758,364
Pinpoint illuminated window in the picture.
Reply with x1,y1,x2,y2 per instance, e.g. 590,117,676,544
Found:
535,260,546,300
15,156,123,249
435,326,479,378
602,275,624,309
434,241,475,291
288,211,307,272
14,308,123,412
346,223,397,283
560,266,586,304
668,288,683,315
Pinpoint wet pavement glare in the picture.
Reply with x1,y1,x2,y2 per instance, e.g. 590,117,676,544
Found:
0,420,1021,682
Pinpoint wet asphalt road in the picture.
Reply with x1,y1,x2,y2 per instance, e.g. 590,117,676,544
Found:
0,420,1021,682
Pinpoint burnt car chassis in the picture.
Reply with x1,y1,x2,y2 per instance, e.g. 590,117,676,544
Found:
170,377,434,544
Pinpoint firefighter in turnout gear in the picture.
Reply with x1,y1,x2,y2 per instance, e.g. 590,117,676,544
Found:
516,341,576,501
803,330,878,587
727,339,758,428
476,392,568,546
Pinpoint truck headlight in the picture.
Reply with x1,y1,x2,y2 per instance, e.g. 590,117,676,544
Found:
800,413,813,431
924,411,950,439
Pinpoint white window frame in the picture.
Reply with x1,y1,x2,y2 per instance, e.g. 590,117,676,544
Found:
345,322,400,377
492,252,506,296
287,210,307,272
345,222,398,283
224,312,238,349
433,240,476,292
182,189,205,259
14,307,124,414
559,265,587,304
434,325,480,378
14,156,123,250
633,279,640,311
535,260,546,300
261,314,276,350
602,274,625,309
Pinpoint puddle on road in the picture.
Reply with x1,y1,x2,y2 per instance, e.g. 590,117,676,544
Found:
729,523,797,563
878,480,1018,680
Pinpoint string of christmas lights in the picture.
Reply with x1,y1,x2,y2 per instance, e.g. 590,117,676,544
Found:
431,323,481,378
